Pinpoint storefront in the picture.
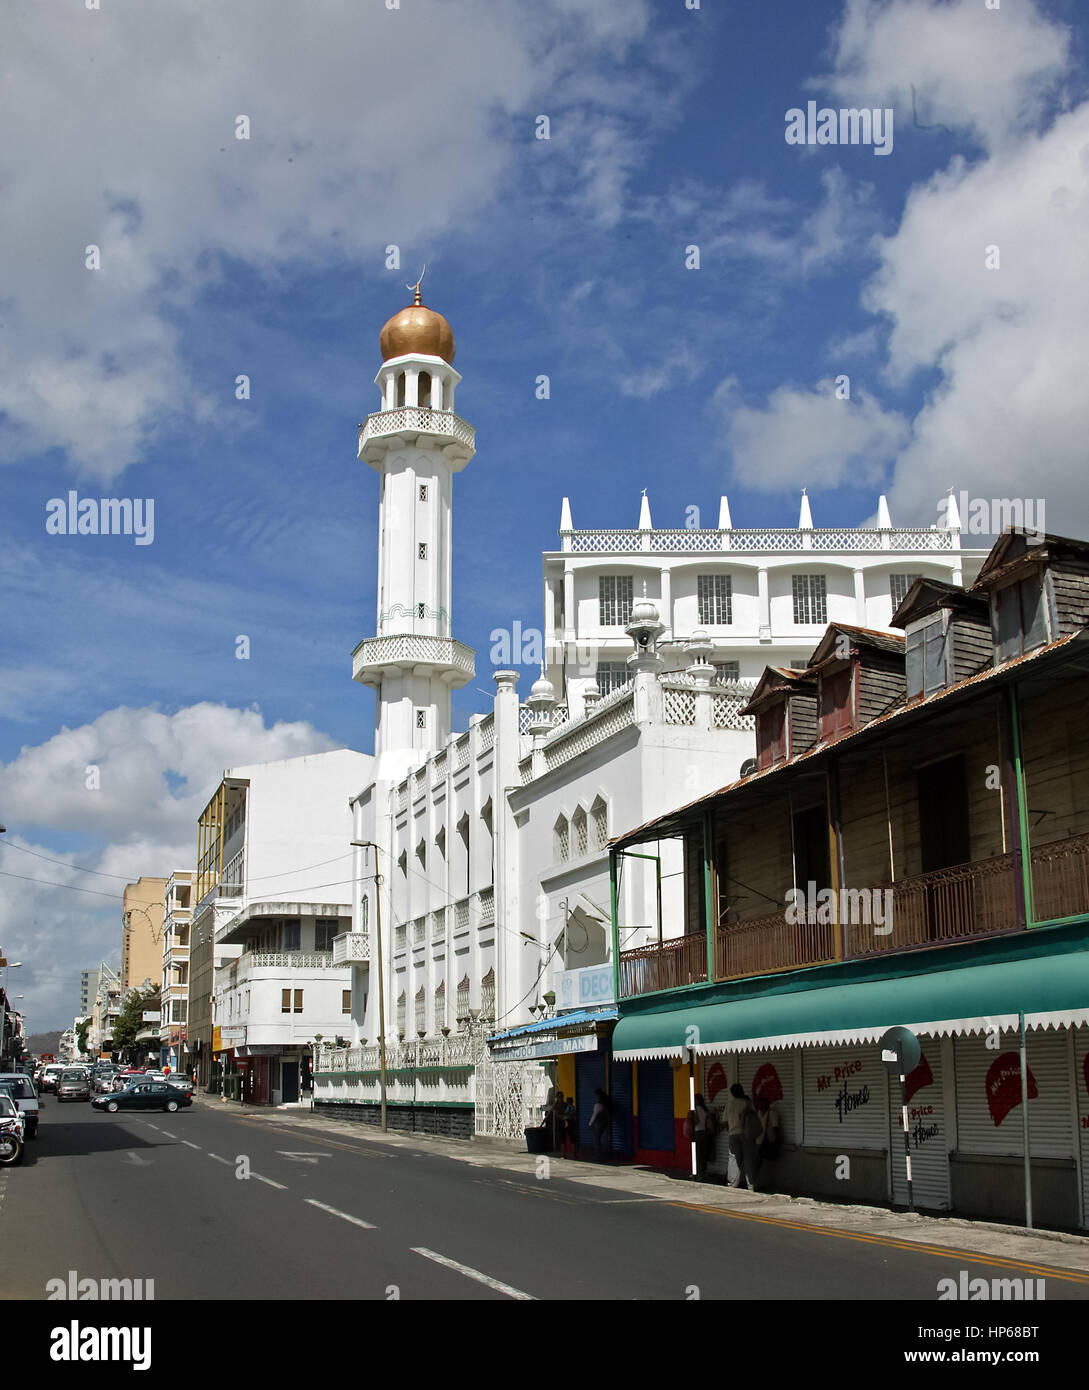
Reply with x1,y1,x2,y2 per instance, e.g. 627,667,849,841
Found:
612,923,1089,1226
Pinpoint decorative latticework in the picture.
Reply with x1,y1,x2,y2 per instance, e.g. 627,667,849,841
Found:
479,715,495,752
479,886,494,927
563,527,954,554
554,815,569,862
813,529,883,551
475,1051,550,1139
352,633,474,678
519,755,534,785
519,702,569,735
663,688,697,725
414,987,426,1036
434,980,446,1032
573,806,588,856
456,974,471,1024
480,967,495,1021
395,783,408,813
651,529,724,552
454,735,469,771
711,690,756,730
455,898,470,931
431,910,445,942
544,692,636,773
432,750,447,784
566,530,642,553
394,923,407,951
396,990,407,1036
591,796,609,850
412,917,425,946
359,405,475,451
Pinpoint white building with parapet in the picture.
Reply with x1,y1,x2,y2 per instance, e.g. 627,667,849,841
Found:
316,288,986,1138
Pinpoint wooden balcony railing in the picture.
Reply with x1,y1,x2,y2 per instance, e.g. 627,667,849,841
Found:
715,910,836,981
1030,831,1089,922
619,934,707,997
848,853,1017,956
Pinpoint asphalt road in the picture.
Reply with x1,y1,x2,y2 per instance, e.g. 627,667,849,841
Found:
5,1097,1089,1302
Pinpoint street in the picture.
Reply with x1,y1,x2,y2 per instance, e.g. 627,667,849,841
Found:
5,1098,1089,1304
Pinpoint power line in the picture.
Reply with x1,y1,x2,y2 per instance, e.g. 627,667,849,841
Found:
1,839,352,886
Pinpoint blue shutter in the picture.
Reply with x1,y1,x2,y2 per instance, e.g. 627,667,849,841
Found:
636,1060,676,1151
609,1060,633,1156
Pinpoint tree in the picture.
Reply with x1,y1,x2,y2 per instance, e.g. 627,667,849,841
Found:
111,985,160,1053
75,1018,91,1056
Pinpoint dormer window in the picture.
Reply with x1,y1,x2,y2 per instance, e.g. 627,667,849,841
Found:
757,703,786,770
905,613,949,699
994,574,1049,662
819,667,854,738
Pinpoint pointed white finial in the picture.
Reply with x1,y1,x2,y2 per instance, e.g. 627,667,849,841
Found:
718,495,732,530
638,491,653,531
559,496,573,532
642,580,648,598
798,489,814,530
945,488,961,531
877,494,892,529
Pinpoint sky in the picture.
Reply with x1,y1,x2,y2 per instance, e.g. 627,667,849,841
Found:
1,0,1086,1030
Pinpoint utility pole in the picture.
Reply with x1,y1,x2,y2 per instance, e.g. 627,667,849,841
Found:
351,840,387,1132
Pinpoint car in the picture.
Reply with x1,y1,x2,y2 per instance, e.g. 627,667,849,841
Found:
38,1065,65,1094
0,1074,40,1138
92,1069,119,1094
55,1069,91,1102
92,1081,192,1114
0,1094,25,1165
165,1075,194,1098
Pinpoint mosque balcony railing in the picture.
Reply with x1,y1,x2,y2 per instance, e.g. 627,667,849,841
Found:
359,407,475,454
560,527,957,555
352,634,475,684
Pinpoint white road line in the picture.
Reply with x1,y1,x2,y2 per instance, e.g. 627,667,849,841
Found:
181,1140,201,1150
410,1248,536,1300
208,1153,232,1166
252,1173,287,1190
159,1131,176,1139
304,1198,375,1229
144,1123,160,1131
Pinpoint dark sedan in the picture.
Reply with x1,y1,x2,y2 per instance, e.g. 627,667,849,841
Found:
92,1081,192,1114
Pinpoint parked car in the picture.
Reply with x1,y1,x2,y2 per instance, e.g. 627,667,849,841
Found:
0,1094,24,1165
38,1065,65,1094
165,1075,194,1098
55,1069,91,1102
0,1074,40,1138
92,1082,191,1114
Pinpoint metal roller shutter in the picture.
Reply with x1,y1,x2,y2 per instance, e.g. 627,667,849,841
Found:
953,1029,1073,1158
575,1046,606,1148
609,1060,633,1156
887,1040,950,1211
698,1053,734,1175
636,1059,676,1152
741,1053,797,1147
802,1045,888,1149
1076,1027,1089,1229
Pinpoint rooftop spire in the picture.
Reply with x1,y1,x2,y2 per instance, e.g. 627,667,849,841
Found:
405,264,427,306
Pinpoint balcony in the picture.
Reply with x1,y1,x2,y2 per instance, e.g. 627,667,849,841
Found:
619,935,707,997
229,951,340,986
332,932,371,966
351,634,475,689
716,911,836,979
358,406,475,462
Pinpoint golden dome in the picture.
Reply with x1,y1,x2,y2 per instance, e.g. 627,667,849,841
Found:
379,288,456,364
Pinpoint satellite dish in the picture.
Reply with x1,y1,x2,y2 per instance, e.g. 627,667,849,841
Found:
740,757,757,778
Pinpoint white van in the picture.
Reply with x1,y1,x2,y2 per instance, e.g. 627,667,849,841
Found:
0,1073,39,1138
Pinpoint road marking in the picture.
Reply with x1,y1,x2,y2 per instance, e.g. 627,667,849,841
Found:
276,1151,332,1164
667,1202,1089,1285
159,1130,176,1139
207,1153,232,1166
410,1248,536,1300
145,1123,160,1131
303,1198,375,1229
123,1152,152,1166
181,1140,201,1150
252,1173,288,1190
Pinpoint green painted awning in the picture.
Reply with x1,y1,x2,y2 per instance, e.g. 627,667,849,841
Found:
612,932,1089,1059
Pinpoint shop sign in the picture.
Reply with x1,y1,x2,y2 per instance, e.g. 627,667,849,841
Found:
986,1052,1038,1127
492,1033,597,1063
221,1026,245,1044
212,1027,223,1052
557,964,614,1011
815,1055,872,1124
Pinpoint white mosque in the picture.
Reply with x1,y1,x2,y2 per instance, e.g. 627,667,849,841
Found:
314,287,985,1137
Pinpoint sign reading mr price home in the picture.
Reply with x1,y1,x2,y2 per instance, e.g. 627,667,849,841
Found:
557,964,614,1011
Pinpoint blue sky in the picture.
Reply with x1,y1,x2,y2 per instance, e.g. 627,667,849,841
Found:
2,0,1086,1029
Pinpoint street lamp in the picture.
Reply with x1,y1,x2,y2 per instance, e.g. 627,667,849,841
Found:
350,840,387,1133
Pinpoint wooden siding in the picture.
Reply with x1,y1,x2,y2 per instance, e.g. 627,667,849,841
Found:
858,654,905,724
950,616,992,682
1048,555,1089,635
714,801,791,926
1018,677,1089,845
788,692,817,753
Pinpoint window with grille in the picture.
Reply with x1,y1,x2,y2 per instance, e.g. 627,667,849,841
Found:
418,484,428,502
554,816,569,862
890,573,920,612
418,543,427,560
415,987,426,1035
481,968,495,1019
282,920,300,951
595,661,629,696
396,991,407,1035
591,797,608,849
457,975,470,1025
434,981,445,1031
315,920,337,952
599,575,633,626
792,574,827,625
572,807,588,856
698,574,733,625
713,661,740,684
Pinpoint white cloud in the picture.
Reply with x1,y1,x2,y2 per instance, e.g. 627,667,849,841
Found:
0,702,342,1029
720,379,910,492
820,0,1070,152
0,0,661,481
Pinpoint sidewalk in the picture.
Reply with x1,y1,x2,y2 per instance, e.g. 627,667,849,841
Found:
195,1094,1089,1278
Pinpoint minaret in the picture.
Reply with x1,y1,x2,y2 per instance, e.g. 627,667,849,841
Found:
353,278,476,782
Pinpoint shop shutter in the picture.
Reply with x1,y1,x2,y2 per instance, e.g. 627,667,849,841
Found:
575,1046,607,1147
609,1061,634,1156
636,1060,676,1152
1076,1027,1089,1229
740,1053,797,1147
886,1041,950,1210
802,1044,888,1149
953,1029,1073,1158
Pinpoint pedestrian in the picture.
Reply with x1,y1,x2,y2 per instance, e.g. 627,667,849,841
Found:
546,1090,566,1151
563,1096,577,1153
588,1088,611,1162
725,1082,753,1189
686,1092,717,1180
741,1100,764,1191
